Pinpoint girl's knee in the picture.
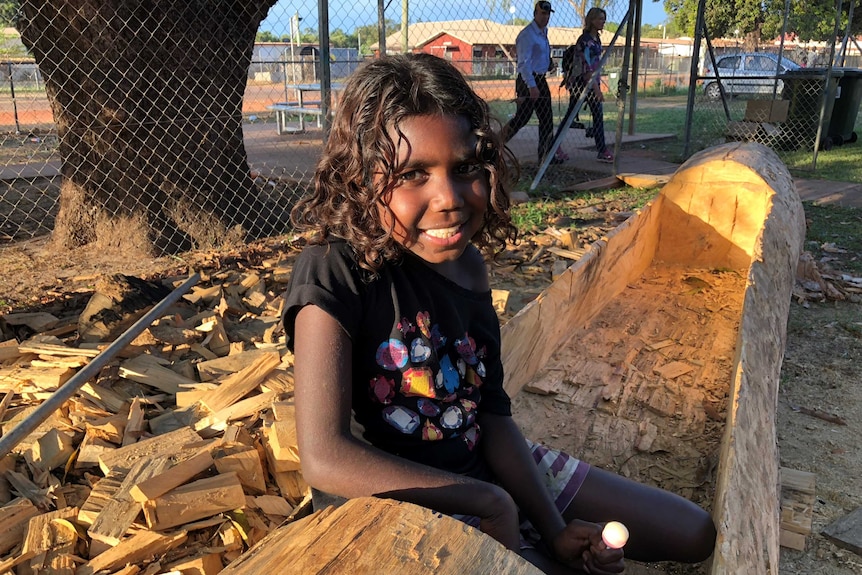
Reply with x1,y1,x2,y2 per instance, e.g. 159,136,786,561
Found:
680,511,717,563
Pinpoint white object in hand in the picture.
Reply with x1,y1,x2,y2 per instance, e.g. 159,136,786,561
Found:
602,521,629,549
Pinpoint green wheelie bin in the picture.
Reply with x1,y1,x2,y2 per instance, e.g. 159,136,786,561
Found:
827,68,862,145
779,68,843,150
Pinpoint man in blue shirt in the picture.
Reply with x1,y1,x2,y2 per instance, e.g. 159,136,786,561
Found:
501,1,563,164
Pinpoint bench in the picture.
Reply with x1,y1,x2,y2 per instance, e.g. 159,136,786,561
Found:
267,103,326,134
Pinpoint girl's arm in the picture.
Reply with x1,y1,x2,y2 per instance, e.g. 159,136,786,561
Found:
479,413,623,572
293,304,521,549
478,413,567,539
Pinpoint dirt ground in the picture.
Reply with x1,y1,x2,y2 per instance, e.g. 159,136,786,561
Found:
0,162,860,574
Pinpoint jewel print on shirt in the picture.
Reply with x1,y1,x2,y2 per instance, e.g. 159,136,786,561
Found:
376,339,409,370
369,374,396,404
369,310,485,451
423,419,443,440
436,354,460,394
410,338,432,362
401,366,435,398
382,405,421,434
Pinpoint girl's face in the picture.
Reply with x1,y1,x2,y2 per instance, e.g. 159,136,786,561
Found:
591,12,606,31
378,114,490,265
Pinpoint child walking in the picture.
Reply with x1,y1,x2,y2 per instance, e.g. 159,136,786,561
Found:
282,53,715,574
556,7,614,163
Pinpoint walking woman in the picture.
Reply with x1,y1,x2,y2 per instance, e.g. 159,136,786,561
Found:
556,7,613,163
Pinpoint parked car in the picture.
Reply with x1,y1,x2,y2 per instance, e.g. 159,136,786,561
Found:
703,52,802,100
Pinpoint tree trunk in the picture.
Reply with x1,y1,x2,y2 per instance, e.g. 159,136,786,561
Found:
17,0,281,255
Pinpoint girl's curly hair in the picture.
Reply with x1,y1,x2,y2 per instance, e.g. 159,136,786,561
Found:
290,53,518,275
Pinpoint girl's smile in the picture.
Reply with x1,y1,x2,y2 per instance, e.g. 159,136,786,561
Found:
379,114,489,265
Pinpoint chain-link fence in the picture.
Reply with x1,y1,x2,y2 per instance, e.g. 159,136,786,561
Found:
0,0,633,255
1,1,860,257
684,13,862,168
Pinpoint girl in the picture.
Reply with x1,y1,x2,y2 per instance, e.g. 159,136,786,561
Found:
556,7,614,163
282,53,715,574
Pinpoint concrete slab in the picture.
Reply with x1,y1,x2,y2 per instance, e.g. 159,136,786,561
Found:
794,178,862,208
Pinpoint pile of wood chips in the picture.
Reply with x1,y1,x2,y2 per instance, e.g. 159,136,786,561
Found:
0,217,627,574
0,241,311,574
794,249,862,304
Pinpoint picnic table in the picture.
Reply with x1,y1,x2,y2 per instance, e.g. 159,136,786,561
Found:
266,83,343,134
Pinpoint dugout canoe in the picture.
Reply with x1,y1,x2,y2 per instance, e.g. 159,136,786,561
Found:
500,141,805,575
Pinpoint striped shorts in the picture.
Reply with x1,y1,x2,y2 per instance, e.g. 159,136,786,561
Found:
454,439,590,548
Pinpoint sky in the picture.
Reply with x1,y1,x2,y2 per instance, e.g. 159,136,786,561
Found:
261,1,670,39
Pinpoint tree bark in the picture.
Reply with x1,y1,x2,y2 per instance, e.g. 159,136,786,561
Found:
17,0,281,255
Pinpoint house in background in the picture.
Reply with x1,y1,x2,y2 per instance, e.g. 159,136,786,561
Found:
373,19,613,77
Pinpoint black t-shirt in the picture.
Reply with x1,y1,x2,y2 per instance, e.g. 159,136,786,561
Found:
283,240,512,478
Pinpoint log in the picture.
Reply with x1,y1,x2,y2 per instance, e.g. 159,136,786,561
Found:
219,497,543,575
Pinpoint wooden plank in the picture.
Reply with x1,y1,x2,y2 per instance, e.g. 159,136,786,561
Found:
78,475,123,526
129,448,215,503
263,401,300,472
218,497,543,575
271,470,309,506
98,425,201,475
28,427,76,472
123,397,147,446
0,339,21,362
821,506,862,556
79,381,131,413
196,314,231,356
196,348,278,382
251,494,293,517
141,472,246,531
0,364,75,391
198,350,281,413
780,467,816,494
76,529,188,575
20,507,79,575
779,467,816,551
0,497,39,555
119,354,198,395
166,553,224,575
213,443,267,495
17,340,100,357
88,456,173,547
194,390,277,438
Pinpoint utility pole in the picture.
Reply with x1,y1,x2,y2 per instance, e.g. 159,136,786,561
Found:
401,0,409,53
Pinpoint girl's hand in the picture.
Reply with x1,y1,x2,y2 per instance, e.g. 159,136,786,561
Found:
550,519,625,574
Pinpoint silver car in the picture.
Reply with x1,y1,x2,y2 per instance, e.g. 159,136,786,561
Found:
703,52,802,100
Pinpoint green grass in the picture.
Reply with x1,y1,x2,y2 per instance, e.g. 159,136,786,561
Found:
510,186,657,233
801,202,862,275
